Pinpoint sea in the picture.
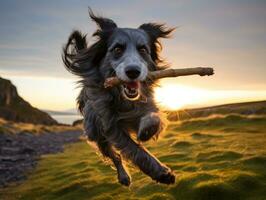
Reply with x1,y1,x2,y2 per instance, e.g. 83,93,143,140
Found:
51,114,82,125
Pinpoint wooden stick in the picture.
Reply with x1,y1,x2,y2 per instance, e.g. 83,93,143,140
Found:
104,67,214,88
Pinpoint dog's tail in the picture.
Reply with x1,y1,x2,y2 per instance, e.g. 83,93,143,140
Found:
62,30,88,75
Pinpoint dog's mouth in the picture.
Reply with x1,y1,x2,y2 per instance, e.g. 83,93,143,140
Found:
122,81,140,101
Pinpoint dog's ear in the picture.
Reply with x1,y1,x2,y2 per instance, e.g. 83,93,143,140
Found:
139,23,174,41
89,8,117,39
139,23,175,65
89,8,117,32
62,10,117,76
62,30,90,75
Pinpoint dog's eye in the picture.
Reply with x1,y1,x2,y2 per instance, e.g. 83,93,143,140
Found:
138,46,147,54
113,46,123,55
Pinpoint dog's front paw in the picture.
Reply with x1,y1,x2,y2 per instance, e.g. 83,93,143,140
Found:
154,168,176,185
118,170,131,186
137,112,164,142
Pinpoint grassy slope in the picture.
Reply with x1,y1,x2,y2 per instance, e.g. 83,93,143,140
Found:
0,118,81,135
167,100,266,121
1,114,266,200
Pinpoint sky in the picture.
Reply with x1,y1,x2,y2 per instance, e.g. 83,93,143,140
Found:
0,0,266,111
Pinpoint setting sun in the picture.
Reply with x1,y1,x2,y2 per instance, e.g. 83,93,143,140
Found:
154,84,207,110
154,83,266,111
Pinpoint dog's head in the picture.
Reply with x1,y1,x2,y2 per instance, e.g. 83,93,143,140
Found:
63,9,174,101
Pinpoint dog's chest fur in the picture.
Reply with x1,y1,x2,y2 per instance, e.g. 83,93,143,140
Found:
79,84,158,131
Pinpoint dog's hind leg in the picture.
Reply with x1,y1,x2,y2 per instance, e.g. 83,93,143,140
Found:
83,104,131,186
97,138,131,186
109,128,175,184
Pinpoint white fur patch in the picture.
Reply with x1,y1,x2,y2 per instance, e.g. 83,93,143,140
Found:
115,55,148,82
138,112,168,140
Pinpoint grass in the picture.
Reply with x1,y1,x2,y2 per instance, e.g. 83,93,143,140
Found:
0,118,81,135
1,114,266,200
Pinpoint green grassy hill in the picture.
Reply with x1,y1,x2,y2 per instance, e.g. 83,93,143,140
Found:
1,113,266,200
168,100,266,121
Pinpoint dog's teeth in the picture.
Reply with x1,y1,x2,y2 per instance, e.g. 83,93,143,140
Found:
124,87,130,94
122,84,140,100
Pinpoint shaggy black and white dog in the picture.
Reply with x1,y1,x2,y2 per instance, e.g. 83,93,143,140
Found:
62,10,175,186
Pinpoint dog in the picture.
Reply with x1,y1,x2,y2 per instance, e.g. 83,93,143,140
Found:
62,9,175,186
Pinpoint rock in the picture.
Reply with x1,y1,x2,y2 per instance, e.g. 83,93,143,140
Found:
0,155,26,162
72,119,83,126
0,147,21,155
20,147,35,155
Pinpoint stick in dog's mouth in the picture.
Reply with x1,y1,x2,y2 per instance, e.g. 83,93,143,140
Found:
122,81,141,101
105,67,214,101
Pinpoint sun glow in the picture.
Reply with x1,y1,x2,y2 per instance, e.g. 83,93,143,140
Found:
154,84,208,110
154,83,266,111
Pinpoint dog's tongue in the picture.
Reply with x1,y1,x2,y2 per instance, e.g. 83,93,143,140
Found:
125,81,139,89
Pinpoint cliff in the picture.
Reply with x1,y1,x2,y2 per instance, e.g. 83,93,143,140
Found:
0,77,58,125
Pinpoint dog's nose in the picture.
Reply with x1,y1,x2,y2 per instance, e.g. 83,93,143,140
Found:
125,66,141,79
